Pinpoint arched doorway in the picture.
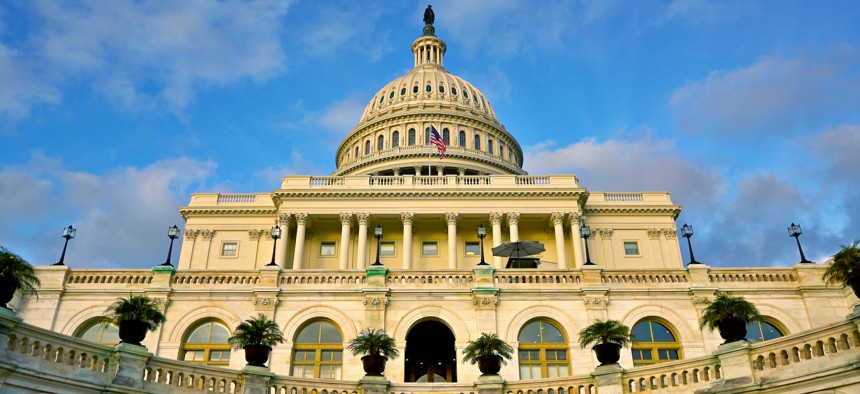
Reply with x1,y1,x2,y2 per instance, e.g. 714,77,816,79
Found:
405,320,457,382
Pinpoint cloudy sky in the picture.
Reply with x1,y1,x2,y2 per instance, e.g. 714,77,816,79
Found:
1,0,858,269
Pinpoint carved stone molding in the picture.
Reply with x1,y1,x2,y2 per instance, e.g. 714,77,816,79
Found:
184,229,200,240
567,212,583,226
294,213,308,226
583,296,609,309
339,212,353,226
278,213,292,226
647,228,662,240
445,212,459,225
692,296,711,305
662,227,677,240
252,296,280,311
489,212,504,225
356,212,371,225
401,212,414,225
551,212,566,225
248,229,265,240
200,229,215,240
507,212,520,226
596,228,614,240
472,294,499,310
362,295,389,311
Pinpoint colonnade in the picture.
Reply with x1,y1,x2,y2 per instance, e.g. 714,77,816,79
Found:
272,211,591,270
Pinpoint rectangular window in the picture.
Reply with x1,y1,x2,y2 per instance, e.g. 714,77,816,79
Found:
465,242,480,255
380,241,395,256
624,241,640,256
422,241,438,255
221,242,238,257
320,242,336,256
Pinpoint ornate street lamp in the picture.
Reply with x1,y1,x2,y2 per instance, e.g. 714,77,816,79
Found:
373,225,384,266
680,223,701,265
267,225,282,266
161,225,181,267
788,223,813,264
477,224,488,266
580,224,594,266
54,225,77,266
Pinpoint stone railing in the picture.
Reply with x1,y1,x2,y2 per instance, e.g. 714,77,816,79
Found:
143,356,245,393
386,270,475,288
335,145,522,175
279,271,367,286
280,174,580,190
66,269,154,288
504,375,596,394
270,376,359,394
748,318,860,378
216,194,257,203
494,270,583,287
173,271,262,287
621,355,722,392
389,382,476,394
601,270,689,286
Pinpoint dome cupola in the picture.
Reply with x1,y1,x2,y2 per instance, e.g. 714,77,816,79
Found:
333,7,525,177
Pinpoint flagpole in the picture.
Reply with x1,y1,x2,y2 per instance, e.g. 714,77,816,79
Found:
428,124,432,176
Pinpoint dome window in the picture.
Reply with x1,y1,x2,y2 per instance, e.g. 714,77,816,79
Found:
458,131,466,147
488,139,494,154
392,131,400,147
408,129,416,146
442,128,450,144
389,91,395,99
379,96,384,104
463,91,469,99
365,140,371,155
452,87,458,96
439,85,445,93
426,84,432,93
400,88,406,96
474,135,481,150
413,85,419,94
377,135,385,151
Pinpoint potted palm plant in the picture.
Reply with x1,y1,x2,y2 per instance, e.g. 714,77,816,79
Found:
578,320,633,366
462,333,514,376
105,295,166,347
347,328,399,376
699,292,761,344
823,241,860,298
227,313,285,367
0,246,40,310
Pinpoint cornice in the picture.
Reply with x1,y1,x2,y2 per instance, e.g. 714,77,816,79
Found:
584,205,683,218
179,207,278,220
274,189,585,200
334,149,525,176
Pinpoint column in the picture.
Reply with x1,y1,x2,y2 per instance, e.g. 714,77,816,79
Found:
446,212,458,269
489,212,504,268
339,213,352,270
436,165,444,176
292,213,308,270
276,213,291,268
568,213,584,268
551,212,568,269
356,213,370,269
507,212,520,242
401,212,414,269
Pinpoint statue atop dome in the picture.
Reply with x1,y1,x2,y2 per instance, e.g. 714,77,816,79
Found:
423,5,435,36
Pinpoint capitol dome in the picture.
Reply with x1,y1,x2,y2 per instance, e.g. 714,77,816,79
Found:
333,19,525,176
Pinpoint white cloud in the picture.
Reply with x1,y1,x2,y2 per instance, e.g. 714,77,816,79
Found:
670,48,860,136
30,0,291,114
0,155,216,268
0,44,61,121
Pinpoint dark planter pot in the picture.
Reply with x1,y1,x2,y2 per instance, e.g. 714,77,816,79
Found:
243,344,272,367
716,317,748,344
593,343,622,366
848,277,860,299
118,320,149,346
0,281,16,309
361,355,388,376
477,355,502,375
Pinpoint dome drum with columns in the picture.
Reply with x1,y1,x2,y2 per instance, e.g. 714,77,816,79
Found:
334,23,524,176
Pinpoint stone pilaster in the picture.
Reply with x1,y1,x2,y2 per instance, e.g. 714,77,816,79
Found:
364,265,390,330
241,366,275,394
110,343,153,390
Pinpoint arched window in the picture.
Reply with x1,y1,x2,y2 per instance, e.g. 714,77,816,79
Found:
442,128,450,145
459,131,466,147
518,319,569,379
474,135,481,150
181,320,232,366
425,128,431,144
76,318,119,346
488,139,494,154
291,320,343,379
746,319,785,342
500,143,506,158
354,146,359,158
364,140,371,155
408,129,416,146
377,135,384,151
392,131,400,148
413,85,419,94
631,319,682,367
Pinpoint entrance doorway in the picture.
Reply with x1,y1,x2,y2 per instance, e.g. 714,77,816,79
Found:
405,320,457,382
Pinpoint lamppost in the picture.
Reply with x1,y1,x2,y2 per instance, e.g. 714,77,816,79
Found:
788,223,813,264
477,224,488,266
161,225,181,267
373,225,383,266
680,223,701,265
581,224,594,265
267,225,282,266
54,225,77,266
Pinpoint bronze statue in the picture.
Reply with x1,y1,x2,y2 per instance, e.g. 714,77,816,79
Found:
423,5,435,25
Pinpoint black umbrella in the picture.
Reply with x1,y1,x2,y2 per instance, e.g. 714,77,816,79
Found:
491,241,545,258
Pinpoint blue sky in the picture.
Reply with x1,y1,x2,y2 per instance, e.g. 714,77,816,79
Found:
1,0,859,269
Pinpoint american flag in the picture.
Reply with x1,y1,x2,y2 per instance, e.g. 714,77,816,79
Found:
429,125,446,159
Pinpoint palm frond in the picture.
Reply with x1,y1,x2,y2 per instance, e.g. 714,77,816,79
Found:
578,320,633,348
699,292,761,330
462,333,514,364
0,246,41,295
823,241,860,286
105,295,167,331
347,329,399,359
227,313,285,349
